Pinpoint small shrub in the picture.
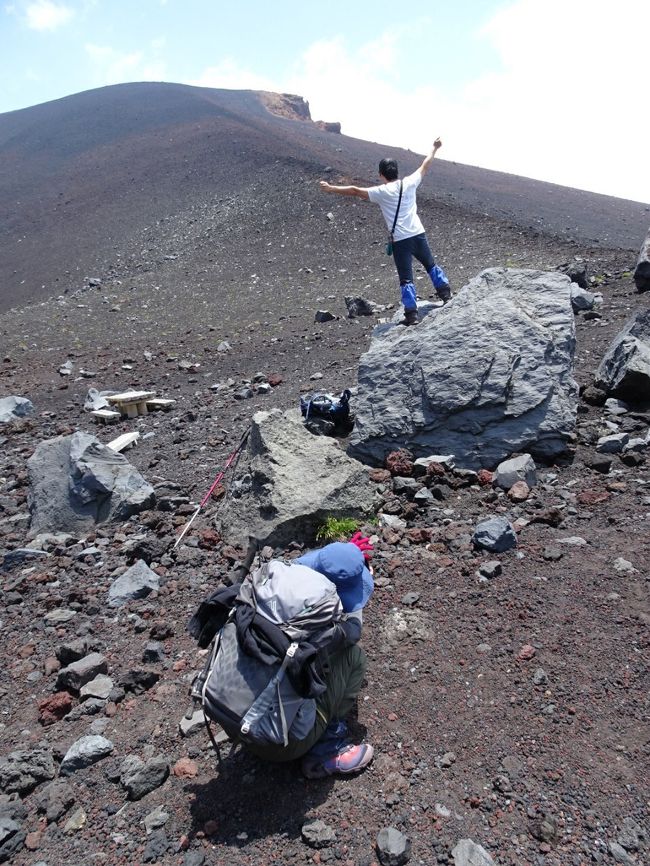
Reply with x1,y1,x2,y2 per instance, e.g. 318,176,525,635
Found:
316,516,359,542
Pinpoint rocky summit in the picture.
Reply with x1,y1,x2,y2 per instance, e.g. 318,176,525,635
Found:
0,83,648,866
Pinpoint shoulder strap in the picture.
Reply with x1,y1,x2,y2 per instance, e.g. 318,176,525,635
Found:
390,180,403,238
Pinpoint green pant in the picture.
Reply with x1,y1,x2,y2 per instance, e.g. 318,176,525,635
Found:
245,643,367,763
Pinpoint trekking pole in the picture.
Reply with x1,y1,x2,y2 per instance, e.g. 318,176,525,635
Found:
173,427,251,550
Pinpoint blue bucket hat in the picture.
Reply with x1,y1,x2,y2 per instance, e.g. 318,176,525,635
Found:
296,542,374,613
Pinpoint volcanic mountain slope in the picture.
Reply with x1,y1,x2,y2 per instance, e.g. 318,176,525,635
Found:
0,84,649,866
0,81,648,312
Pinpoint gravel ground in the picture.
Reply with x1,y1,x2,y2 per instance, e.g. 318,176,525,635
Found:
0,85,648,866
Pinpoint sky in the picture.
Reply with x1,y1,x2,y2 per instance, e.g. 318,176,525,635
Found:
1,0,648,204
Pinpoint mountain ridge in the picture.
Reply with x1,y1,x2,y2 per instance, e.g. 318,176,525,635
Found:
1,82,648,313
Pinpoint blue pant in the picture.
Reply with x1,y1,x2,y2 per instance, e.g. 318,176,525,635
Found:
393,233,450,308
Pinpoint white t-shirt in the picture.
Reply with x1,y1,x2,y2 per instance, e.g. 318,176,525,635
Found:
367,170,424,241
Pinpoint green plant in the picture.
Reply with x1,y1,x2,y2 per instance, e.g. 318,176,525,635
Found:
316,516,359,542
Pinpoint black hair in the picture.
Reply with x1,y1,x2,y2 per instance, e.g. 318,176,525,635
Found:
378,158,398,181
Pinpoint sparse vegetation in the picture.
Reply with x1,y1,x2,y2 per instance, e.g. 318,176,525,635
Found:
316,516,358,542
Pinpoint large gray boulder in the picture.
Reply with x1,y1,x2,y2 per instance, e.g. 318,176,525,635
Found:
595,310,650,403
27,432,155,536
0,396,34,424
634,226,650,292
218,409,377,547
349,269,578,469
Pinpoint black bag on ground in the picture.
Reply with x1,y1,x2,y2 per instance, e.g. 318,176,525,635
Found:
189,560,344,749
300,388,354,436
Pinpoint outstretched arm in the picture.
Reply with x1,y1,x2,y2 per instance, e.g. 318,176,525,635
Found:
319,180,370,200
417,137,442,177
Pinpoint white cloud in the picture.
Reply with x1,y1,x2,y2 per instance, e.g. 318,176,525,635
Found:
191,2,648,202
25,0,73,31
293,5,648,202
84,43,168,86
191,59,276,92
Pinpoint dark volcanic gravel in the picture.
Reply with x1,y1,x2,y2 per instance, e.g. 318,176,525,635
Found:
0,84,648,866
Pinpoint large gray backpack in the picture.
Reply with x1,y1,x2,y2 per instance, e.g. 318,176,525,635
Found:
194,560,343,751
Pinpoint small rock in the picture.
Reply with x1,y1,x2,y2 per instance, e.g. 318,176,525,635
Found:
376,827,411,866
314,310,336,323
142,829,169,862
121,756,170,800
478,560,502,579
63,807,86,833
451,838,495,866
472,517,517,553
108,560,160,608
494,454,536,490
38,692,73,726
609,842,635,865
144,805,170,835
532,667,548,686
0,748,56,795
33,780,76,823
172,758,198,778
79,674,114,701
596,433,629,454
301,818,336,849
60,736,114,776
613,557,635,573
517,644,536,661
508,480,530,501
56,653,108,693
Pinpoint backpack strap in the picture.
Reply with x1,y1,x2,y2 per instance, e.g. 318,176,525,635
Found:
389,180,403,241
240,641,299,746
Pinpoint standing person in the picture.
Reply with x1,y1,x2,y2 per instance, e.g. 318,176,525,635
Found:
319,137,450,325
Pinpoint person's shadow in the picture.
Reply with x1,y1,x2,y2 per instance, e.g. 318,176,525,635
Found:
186,743,336,847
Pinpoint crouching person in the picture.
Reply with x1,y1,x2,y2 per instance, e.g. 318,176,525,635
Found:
188,537,375,779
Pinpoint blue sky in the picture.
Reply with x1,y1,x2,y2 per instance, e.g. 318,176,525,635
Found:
1,0,648,203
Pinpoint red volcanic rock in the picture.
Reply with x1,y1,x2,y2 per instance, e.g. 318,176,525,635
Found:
38,691,73,726
385,449,414,477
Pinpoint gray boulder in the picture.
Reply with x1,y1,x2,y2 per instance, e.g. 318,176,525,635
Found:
472,517,517,552
634,225,650,292
494,454,537,490
27,431,155,536
108,559,160,608
349,269,578,469
595,310,650,403
218,409,376,547
0,396,34,424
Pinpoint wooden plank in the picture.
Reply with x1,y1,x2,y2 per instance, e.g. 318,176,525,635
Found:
146,398,176,410
91,409,121,424
106,432,140,453
106,390,156,404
